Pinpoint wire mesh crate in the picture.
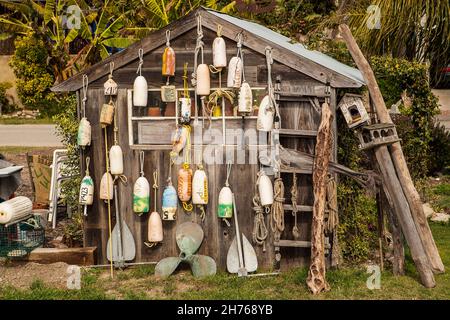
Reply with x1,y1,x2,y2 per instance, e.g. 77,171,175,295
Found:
0,216,45,258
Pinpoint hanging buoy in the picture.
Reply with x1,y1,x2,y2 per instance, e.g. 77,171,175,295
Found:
79,157,94,217
179,98,191,124
109,145,124,175
171,126,189,156
162,49,175,77
218,186,233,219
162,183,177,221
192,166,208,205
100,172,114,200
258,170,273,207
218,163,233,219
238,82,253,114
133,151,150,215
133,76,148,107
104,62,118,96
257,95,274,132
0,196,33,225
196,64,210,96
133,49,148,107
77,117,91,147
147,211,163,243
227,56,242,88
100,102,115,128
177,166,192,203
213,26,227,69
146,171,163,246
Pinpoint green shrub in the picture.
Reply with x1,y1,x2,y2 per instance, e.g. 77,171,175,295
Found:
0,82,17,114
429,121,450,175
9,33,61,117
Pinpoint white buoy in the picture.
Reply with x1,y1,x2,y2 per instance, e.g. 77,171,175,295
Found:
79,157,94,217
77,117,91,147
257,95,274,131
238,82,253,114
162,184,177,221
100,172,114,200
0,197,33,225
196,64,210,96
218,186,233,219
227,56,242,88
109,145,123,175
148,211,163,243
192,168,208,205
133,75,148,107
213,36,227,69
133,151,150,215
258,171,273,207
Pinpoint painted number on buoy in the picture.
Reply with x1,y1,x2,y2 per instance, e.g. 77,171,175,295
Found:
67,265,81,290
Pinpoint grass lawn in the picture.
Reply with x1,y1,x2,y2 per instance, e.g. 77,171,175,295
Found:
0,222,448,300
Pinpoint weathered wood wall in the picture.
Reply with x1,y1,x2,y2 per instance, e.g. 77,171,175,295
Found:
81,27,336,270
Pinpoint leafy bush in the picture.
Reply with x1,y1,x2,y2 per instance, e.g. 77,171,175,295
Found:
0,82,17,114
9,33,61,117
429,121,450,175
371,56,440,180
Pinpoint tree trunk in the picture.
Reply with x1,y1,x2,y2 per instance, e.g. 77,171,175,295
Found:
307,102,332,294
339,23,444,274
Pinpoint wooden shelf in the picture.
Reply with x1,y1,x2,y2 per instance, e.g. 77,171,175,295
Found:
283,204,313,212
280,167,312,174
279,129,318,137
274,240,331,249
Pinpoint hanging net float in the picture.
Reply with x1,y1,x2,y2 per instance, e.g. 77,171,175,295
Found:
133,48,148,107
104,62,118,96
213,25,227,69
100,102,115,128
146,171,163,247
238,82,253,114
162,182,177,221
78,74,91,147
79,157,94,217
133,151,150,215
162,30,176,77
109,145,124,176
100,172,114,201
218,162,233,220
257,95,274,132
258,169,274,209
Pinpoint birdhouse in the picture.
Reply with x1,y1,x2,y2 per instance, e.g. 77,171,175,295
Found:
338,94,369,129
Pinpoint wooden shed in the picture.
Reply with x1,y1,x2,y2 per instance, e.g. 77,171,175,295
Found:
52,7,364,270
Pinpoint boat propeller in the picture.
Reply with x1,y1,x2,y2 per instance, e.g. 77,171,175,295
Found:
155,222,216,278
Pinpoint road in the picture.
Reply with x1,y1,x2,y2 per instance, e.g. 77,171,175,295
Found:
0,125,63,147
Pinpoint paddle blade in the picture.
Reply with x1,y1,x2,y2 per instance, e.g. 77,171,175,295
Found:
226,237,239,274
155,257,182,278
106,225,121,262
121,222,136,261
242,234,258,273
189,255,217,278
176,222,204,256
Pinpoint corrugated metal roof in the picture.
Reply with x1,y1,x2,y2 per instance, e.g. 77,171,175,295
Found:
207,9,365,86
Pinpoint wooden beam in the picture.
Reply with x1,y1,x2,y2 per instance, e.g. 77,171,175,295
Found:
23,247,97,266
279,129,318,137
339,23,444,274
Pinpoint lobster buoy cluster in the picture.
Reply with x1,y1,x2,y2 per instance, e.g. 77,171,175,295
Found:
0,196,33,225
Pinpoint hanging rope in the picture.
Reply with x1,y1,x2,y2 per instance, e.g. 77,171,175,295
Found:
112,102,128,185
325,175,338,234
145,170,159,248
271,176,285,237
137,48,144,76
183,62,189,98
291,173,300,239
236,32,246,82
182,125,193,212
265,47,280,123
82,74,88,118
103,126,114,278
109,62,114,78
139,151,145,177
252,193,268,252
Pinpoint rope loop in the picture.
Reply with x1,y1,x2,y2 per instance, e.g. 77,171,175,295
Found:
109,61,114,78
81,74,88,117
139,151,145,177
137,48,144,76
165,29,171,47
85,156,90,175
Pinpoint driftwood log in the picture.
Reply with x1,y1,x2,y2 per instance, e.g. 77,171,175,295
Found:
339,24,444,274
339,24,437,287
307,102,332,294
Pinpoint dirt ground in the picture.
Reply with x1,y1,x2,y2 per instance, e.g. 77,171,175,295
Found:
0,262,69,289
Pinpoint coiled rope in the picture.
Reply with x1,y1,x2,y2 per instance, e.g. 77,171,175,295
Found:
252,193,268,252
291,173,300,239
271,176,285,238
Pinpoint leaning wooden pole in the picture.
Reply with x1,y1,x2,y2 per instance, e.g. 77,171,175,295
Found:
339,24,437,286
307,101,332,294
339,24,443,274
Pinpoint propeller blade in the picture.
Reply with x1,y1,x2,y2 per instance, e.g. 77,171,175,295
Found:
188,255,217,278
155,257,182,278
176,222,204,256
